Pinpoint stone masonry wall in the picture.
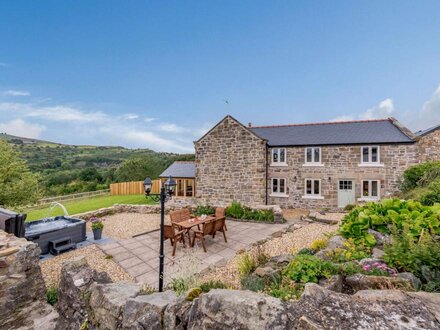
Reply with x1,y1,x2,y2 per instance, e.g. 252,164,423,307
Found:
195,116,267,206
418,129,440,162
268,143,419,209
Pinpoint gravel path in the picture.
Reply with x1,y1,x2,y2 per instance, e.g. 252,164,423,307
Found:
86,212,170,240
200,222,336,288
40,245,134,288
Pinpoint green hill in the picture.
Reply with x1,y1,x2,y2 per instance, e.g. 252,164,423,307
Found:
0,133,194,196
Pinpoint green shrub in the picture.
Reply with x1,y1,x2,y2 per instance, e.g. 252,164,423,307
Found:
297,248,315,256
325,238,371,262
199,280,227,293
240,275,265,292
344,204,356,211
168,278,188,295
265,277,304,301
194,204,215,216
384,227,440,280
338,262,363,276
283,255,336,284
237,252,257,278
226,201,274,222
420,179,440,206
339,198,440,246
91,218,104,230
310,238,328,252
401,162,440,191
46,286,58,305
424,279,440,292
185,287,202,301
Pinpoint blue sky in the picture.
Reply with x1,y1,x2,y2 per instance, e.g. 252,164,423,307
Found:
1,1,440,152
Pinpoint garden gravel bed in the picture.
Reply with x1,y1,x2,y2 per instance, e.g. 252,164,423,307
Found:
200,222,336,288
86,212,170,240
40,244,133,287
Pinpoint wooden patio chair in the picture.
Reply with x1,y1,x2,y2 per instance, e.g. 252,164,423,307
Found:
191,220,216,253
211,216,227,243
170,210,182,224
215,207,227,231
164,223,186,257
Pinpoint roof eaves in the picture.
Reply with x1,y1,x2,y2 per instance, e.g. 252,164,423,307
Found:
388,117,418,141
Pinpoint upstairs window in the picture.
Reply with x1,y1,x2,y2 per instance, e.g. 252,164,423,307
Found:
271,178,287,195
361,180,380,199
305,147,321,164
361,146,380,164
272,148,287,165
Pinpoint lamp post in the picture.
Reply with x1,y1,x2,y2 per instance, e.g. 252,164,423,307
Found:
144,176,176,292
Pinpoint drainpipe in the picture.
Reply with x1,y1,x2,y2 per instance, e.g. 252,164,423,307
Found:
265,143,268,205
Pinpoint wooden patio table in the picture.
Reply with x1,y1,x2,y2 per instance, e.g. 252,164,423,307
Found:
177,216,215,244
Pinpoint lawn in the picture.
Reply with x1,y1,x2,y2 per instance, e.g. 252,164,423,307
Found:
23,194,157,221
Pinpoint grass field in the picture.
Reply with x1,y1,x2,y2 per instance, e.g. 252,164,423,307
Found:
23,194,157,221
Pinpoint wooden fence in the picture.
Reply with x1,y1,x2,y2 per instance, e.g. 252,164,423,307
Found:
38,189,110,206
110,180,161,195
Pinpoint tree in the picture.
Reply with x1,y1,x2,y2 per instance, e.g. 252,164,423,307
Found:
115,155,169,182
0,141,41,208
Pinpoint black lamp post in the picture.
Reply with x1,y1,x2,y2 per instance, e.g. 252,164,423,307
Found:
144,176,176,292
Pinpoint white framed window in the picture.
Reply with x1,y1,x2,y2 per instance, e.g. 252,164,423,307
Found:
302,179,323,199
271,148,287,166
304,147,321,164
360,146,380,164
271,178,288,197
359,180,380,200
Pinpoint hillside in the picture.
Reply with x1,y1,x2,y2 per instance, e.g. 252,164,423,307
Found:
0,133,194,196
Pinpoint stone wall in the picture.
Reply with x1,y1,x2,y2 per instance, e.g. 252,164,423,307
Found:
0,230,58,330
195,116,267,207
418,129,440,162
267,143,419,209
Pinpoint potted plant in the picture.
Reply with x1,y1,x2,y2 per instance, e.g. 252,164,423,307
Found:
91,218,104,240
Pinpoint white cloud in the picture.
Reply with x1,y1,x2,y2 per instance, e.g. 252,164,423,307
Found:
3,90,30,97
416,85,440,130
330,98,395,122
144,117,156,123
0,119,45,139
120,113,139,120
157,123,188,133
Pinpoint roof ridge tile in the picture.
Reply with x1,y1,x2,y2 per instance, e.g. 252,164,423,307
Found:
249,118,391,129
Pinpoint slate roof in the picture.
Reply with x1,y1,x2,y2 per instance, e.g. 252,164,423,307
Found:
159,161,195,178
415,124,440,137
249,118,415,147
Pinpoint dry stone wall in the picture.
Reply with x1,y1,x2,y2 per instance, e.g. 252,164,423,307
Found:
195,116,267,207
268,144,419,209
418,129,440,162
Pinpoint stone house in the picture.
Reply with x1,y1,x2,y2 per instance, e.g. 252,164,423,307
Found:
193,115,440,209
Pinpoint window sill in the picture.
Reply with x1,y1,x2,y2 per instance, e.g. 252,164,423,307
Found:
302,163,324,167
357,197,380,202
358,163,384,167
270,193,289,198
270,163,288,167
302,195,324,200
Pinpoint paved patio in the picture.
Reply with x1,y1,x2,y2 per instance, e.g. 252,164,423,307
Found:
98,220,289,289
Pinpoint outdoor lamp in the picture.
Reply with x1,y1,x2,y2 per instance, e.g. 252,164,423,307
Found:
164,176,176,196
143,177,152,195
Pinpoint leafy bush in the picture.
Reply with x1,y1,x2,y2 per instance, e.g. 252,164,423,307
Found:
283,255,336,284
384,227,440,279
420,179,440,206
46,286,58,305
240,275,265,292
194,204,215,216
310,238,328,252
424,279,440,292
338,262,364,276
265,277,304,301
237,252,257,278
226,201,274,222
360,260,397,277
325,238,371,262
168,278,188,295
344,204,356,211
401,162,440,191
339,199,440,246
199,280,227,293
297,248,315,256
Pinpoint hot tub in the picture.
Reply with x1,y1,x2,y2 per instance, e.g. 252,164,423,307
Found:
25,216,86,254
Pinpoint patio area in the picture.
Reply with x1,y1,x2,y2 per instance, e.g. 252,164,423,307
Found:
98,220,289,289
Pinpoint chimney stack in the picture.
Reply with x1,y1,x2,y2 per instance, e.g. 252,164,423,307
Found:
248,123,252,127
